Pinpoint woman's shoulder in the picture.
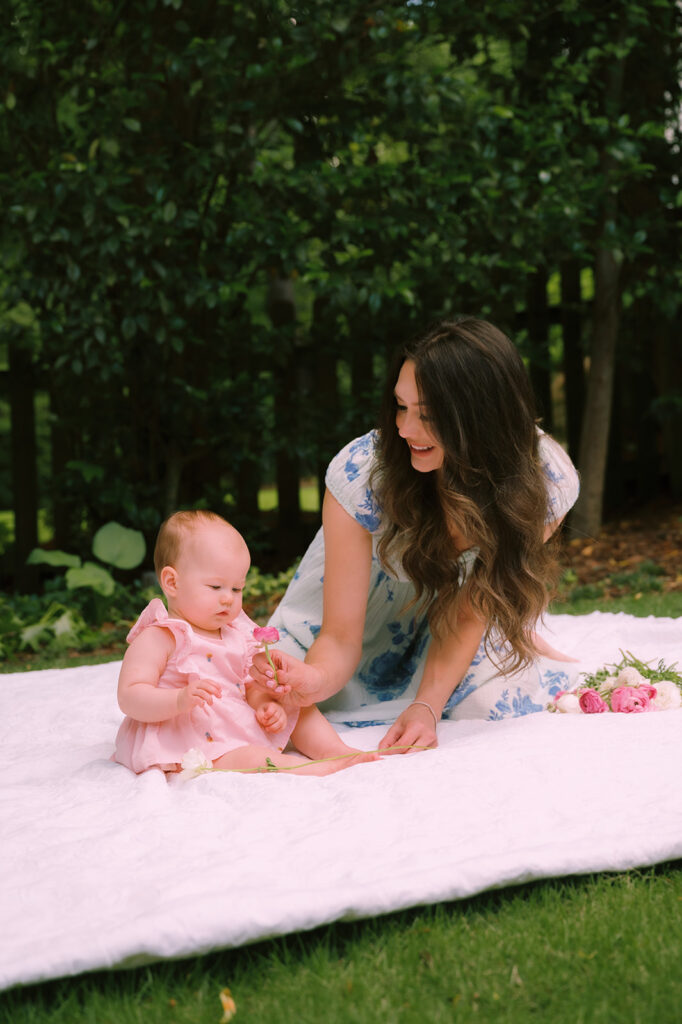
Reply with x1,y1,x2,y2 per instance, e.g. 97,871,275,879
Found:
536,429,580,521
324,430,383,532
327,430,378,479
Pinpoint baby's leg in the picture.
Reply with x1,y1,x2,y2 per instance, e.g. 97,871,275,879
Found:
212,742,375,777
290,706,379,765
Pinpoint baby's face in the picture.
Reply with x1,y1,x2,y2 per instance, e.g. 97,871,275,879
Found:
169,523,250,637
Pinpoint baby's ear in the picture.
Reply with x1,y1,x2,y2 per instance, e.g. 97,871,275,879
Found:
159,565,177,595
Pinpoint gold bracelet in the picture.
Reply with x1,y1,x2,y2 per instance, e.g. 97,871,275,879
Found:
409,700,439,729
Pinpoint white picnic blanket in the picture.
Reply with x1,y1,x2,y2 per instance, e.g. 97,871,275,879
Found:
1,610,681,991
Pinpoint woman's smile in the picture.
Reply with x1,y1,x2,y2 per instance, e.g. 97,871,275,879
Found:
394,361,445,472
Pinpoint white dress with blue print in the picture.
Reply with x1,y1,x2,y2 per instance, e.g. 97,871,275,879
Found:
268,430,581,727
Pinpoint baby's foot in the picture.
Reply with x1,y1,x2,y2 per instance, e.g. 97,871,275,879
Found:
322,748,380,775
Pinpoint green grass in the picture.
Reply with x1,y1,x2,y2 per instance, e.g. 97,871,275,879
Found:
0,508,53,549
551,590,682,618
257,479,320,513
3,865,682,1023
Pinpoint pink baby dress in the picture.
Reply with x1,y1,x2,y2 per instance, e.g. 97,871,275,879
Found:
114,599,298,773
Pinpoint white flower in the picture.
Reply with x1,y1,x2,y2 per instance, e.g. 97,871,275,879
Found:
616,666,646,687
651,681,682,711
179,748,213,780
554,692,582,714
599,675,620,693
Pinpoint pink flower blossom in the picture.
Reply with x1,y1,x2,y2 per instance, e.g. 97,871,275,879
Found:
610,685,654,713
253,626,280,644
578,688,609,714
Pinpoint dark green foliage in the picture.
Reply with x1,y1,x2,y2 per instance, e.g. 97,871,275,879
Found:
1,0,680,577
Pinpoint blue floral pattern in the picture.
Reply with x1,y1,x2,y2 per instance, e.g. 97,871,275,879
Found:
267,430,581,724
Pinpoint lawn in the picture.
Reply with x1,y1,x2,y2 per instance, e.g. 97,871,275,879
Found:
3,863,682,1023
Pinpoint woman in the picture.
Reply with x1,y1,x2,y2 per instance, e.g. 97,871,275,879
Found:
250,317,580,754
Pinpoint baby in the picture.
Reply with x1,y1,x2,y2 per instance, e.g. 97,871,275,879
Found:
113,510,377,775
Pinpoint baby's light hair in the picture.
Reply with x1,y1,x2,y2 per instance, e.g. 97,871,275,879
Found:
153,510,231,580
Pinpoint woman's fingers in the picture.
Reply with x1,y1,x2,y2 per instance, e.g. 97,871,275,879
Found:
249,651,290,692
379,710,438,754
378,721,402,750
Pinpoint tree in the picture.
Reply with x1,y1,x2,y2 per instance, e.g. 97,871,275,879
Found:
1,0,679,584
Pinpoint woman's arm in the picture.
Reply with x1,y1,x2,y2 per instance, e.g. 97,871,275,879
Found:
379,601,486,753
117,626,221,722
249,489,373,706
303,490,373,698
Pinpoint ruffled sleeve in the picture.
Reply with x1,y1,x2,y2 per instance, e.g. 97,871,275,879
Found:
125,597,194,664
538,431,580,524
324,431,383,533
229,609,263,664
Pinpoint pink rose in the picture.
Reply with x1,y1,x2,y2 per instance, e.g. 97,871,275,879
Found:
578,688,609,714
253,626,280,644
610,685,654,713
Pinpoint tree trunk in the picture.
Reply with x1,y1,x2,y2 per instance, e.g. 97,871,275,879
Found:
351,339,374,437
571,246,621,539
654,310,682,498
267,272,301,548
570,25,627,540
311,297,340,512
49,385,75,550
526,266,553,432
163,445,184,519
9,342,39,592
560,260,585,462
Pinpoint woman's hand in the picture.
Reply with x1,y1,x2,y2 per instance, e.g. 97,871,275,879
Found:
248,650,325,707
378,703,438,755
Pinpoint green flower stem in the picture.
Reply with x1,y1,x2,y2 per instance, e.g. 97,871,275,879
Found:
263,642,279,686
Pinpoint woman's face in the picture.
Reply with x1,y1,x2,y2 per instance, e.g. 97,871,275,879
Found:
394,360,444,473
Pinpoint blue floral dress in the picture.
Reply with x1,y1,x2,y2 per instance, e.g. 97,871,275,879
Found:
269,430,581,726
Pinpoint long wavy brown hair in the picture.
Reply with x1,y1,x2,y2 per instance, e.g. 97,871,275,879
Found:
371,316,561,672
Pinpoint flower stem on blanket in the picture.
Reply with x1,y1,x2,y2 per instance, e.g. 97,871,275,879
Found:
548,650,682,714
253,625,281,685
179,745,429,779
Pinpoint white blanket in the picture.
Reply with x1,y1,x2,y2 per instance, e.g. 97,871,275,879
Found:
1,610,681,991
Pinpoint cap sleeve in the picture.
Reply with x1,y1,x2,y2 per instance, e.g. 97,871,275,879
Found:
126,597,193,663
324,431,383,533
229,609,263,663
538,431,580,524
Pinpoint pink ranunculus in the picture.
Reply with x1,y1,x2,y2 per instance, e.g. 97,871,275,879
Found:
610,685,653,713
578,688,609,714
253,626,280,644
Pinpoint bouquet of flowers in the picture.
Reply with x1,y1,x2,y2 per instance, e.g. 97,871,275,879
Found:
548,651,682,715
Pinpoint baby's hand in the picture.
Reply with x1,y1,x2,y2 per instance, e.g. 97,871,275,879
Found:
177,674,222,715
256,700,288,734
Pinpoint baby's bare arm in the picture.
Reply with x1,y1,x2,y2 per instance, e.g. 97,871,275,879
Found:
117,627,220,722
